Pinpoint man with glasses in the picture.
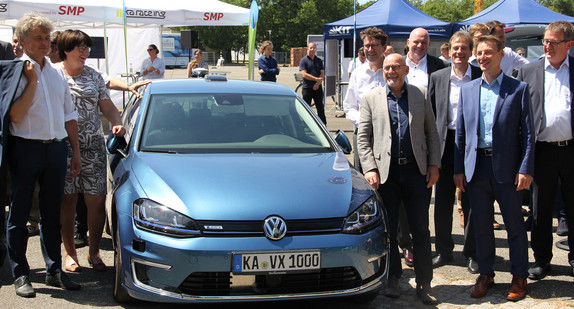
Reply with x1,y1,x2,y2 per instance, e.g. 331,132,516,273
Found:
343,27,387,174
517,20,574,279
358,53,440,305
405,28,447,89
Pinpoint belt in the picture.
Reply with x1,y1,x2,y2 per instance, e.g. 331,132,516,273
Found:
397,157,415,165
478,148,493,156
15,137,64,144
540,140,572,147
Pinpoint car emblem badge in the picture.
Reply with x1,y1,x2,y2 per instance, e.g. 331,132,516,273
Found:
264,216,287,240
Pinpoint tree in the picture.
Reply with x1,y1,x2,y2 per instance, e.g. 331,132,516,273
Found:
537,0,574,16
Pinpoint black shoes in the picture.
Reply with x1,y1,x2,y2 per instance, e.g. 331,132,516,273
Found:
384,275,400,298
467,257,479,274
432,253,453,268
528,263,551,280
74,232,88,248
556,219,568,236
416,284,439,305
45,271,81,290
14,275,35,298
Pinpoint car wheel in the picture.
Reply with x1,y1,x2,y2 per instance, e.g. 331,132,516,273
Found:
113,223,133,303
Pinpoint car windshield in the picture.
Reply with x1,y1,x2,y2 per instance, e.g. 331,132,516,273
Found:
139,93,333,153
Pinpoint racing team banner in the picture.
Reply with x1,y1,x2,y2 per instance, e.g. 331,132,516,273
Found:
0,0,249,26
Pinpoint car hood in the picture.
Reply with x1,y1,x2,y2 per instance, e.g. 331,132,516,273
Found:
131,152,357,220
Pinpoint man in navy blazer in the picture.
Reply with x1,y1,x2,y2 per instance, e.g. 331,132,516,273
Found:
517,21,574,280
429,31,482,272
454,35,534,301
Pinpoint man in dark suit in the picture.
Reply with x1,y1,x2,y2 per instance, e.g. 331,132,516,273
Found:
454,35,534,301
428,31,482,272
358,53,441,305
517,20,574,279
406,27,448,89
1,40,16,60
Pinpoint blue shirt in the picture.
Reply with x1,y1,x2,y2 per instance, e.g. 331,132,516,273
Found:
478,73,503,148
258,55,279,82
387,86,414,160
299,55,324,89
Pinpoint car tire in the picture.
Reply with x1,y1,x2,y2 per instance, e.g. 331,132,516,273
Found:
113,223,133,303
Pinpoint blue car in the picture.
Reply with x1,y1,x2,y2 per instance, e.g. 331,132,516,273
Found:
105,76,389,304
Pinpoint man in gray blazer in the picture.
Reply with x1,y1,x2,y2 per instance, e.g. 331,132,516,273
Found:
358,53,441,305
517,20,574,280
429,31,482,272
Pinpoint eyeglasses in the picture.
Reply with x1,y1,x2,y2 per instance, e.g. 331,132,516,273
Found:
383,64,406,72
541,39,567,47
77,45,91,53
147,48,154,51
363,43,382,50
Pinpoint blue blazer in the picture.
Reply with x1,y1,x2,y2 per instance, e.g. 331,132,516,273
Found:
0,59,25,166
454,74,535,184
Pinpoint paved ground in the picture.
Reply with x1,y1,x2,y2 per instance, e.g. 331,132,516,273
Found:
0,65,573,308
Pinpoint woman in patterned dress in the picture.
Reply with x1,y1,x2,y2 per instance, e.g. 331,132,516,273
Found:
58,30,125,272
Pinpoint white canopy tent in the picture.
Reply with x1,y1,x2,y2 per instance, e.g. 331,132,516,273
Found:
0,0,250,106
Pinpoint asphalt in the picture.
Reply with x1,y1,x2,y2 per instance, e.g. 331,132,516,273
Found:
0,64,572,308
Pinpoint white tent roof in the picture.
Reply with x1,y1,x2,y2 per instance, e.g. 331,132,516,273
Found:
0,0,250,26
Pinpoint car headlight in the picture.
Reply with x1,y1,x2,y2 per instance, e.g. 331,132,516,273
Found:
341,195,382,234
133,199,201,238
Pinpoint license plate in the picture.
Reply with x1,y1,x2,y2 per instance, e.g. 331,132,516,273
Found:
232,251,321,274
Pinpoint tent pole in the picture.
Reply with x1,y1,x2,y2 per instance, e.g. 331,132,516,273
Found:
104,22,109,75
352,0,356,70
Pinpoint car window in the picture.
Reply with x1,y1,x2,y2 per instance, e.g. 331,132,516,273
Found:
139,93,333,153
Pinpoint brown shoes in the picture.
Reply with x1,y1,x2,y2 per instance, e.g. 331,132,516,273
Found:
507,276,527,301
470,274,494,298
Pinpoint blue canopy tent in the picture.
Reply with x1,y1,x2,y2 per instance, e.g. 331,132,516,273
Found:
453,0,574,31
323,0,453,40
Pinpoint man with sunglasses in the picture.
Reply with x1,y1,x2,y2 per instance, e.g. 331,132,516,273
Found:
517,20,574,280
358,53,440,305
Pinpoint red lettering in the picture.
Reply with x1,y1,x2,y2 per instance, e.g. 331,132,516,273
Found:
203,12,225,21
58,6,85,16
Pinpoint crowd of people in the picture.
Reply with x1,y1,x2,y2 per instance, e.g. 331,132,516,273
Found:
345,20,573,305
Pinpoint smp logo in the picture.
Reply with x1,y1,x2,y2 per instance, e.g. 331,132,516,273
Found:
203,12,225,21
329,26,352,36
0,3,7,13
59,6,85,16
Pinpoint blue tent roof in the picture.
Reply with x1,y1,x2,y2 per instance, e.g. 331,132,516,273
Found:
454,0,574,31
323,0,452,40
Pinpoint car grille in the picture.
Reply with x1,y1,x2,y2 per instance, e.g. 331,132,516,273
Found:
178,266,380,296
195,218,344,236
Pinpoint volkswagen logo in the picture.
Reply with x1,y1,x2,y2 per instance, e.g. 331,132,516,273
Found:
264,216,287,240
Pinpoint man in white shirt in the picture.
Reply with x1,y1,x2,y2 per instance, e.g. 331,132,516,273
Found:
405,28,447,89
347,47,366,78
486,20,529,76
343,27,388,173
517,20,574,280
7,12,82,298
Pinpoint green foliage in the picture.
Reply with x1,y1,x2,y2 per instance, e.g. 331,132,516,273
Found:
537,0,574,16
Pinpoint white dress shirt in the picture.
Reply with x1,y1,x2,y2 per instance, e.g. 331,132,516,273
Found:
140,57,165,80
500,47,529,76
343,61,386,128
11,54,77,140
538,56,572,142
406,54,429,89
448,65,473,130
347,58,365,76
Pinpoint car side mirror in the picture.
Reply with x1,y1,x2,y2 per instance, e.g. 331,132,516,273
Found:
106,134,127,157
334,129,352,154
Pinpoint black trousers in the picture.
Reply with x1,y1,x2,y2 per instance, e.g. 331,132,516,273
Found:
7,137,67,278
302,86,326,125
531,142,574,265
378,162,433,286
434,130,476,258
